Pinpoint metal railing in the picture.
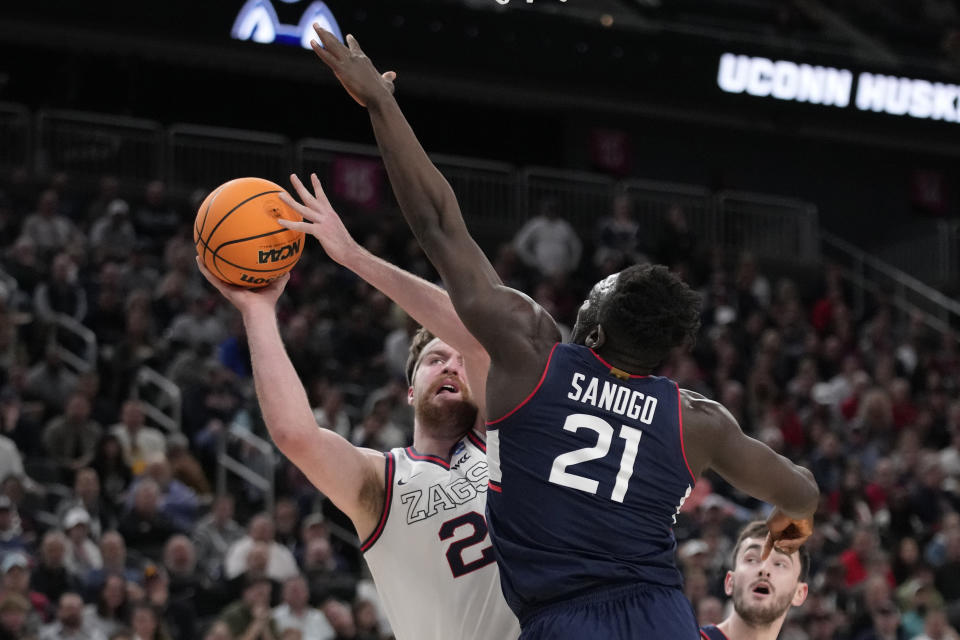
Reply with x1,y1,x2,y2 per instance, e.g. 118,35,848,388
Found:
0,102,30,172
520,167,615,229
876,221,959,289
822,231,960,335
36,110,162,185
168,124,291,191
216,424,276,513
50,313,97,374
133,366,183,434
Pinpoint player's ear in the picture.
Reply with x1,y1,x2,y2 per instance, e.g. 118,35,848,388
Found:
792,581,809,606
585,325,605,349
407,386,415,406
723,571,734,597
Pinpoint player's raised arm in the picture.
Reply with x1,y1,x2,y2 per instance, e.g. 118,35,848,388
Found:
196,259,385,540
308,27,560,400
680,390,820,558
277,173,490,414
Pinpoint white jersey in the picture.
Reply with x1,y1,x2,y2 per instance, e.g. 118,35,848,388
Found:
362,430,520,640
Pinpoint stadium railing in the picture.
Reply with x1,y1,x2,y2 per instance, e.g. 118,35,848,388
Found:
0,102,30,174
36,109,162,187
51,313,97,374
167,123,290,192
133,366,183,434
876,220,959,290
217,424,276,513
823,231,960,336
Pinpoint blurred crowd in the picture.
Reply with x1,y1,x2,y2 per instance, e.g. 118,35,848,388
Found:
0,166,958,640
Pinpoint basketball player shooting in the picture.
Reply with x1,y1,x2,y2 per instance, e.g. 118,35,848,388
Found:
309,25,820,640
196,171,519,640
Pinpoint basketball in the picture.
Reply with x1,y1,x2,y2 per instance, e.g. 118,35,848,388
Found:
194,177,305,288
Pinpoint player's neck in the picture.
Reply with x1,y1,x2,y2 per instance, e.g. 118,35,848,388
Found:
718,614,782,640
593,345,654,376
411,427,466,461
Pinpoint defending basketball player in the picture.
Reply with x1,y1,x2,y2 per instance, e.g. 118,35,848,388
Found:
308,25,819,640
700,521,809,640
195,171,519,640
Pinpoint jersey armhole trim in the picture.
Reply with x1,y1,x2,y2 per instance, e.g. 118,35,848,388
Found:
360,452,395,553
486,342,560,427
467,430,486,452
677,383,696,484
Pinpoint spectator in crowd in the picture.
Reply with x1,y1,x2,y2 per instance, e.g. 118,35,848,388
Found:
320,599,365,640
311,386,352,441
42,393,103,482
130,603,171,640
91,435,132,507
203,621,234,640
31,531,81,603
219,575,277,640
0,432,25,485
593,192,641,272
0,497,26,554
34,252,87,324
89,199,136,264
63,508,103,578
272,575,334,640
224,514,299,583
163,535,223,618
133,182,180,253
165,433,211,497
125,455,198,531
25,347,77,417
110,400,165,476
83,531,142,599
83,574,130,639
58,467,116,541
0,592,32,640
3,236,44,299
21,189,81,258
852,599,908,640
302,539,355,606
39,591,104,640
117,479,182,562
193,495,244,581
511,197,581,278
0,552,48,630
273,500,299,553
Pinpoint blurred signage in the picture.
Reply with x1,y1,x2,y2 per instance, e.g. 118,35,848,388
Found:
231,0,343,49
718,53,960,124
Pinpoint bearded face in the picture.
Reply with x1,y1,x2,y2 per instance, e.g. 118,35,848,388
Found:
727,538,807,627
410,339,478,438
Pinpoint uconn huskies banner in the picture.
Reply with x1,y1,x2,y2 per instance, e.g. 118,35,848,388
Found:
717,52,960,124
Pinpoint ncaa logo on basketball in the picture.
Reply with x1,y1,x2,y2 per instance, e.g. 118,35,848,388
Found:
258,240,301,264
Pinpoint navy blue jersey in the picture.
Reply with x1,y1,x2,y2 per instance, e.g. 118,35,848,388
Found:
486,342,696,619
699,625,729,640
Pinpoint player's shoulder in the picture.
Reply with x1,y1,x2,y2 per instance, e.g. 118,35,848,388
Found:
678,388,740,436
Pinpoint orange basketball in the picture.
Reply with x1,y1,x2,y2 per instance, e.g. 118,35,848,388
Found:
194,177,305,288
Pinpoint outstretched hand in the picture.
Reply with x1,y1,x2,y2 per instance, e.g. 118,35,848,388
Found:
310,25,396,108
762,507,814,560
276,173,357,265
196,257,289,314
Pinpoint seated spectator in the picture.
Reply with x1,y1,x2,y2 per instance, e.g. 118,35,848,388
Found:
272,575,334,640
21,189,81,258
0,497,26,554
203,621,234,640
853,599,908,640
91,435,132,508
165,434,211,498
117,480,182,562
57,467,117,541
83,574,130,639
0,433,25,487
42,393,102,482
130,603,172,640
303,539,356,605
352,599,383,640
511,197,581,278
141,566,195,640
83,531,142,600
25,347,78,419
125,455,198,531
224,514,299,582
63,508,103,578
0,592,32,640
0,551,49,629
89,199,136,264
312,386,352,440
273,499,300,553
109,401,165,476
30,531,81,604
163,535,225,618
39,591,104,640
321,599,367,640
34,252,87,324
192,495,244,581
219,575,277,640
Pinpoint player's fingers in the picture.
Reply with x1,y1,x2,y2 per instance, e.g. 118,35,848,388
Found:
277,192,319,224
286,174,317,207
310,39,338,67
196,257,231,294
276,219,315,235
761,533,774,561
310,173,335,213
314,25,348,57
383,71,397,82
346,34,363,55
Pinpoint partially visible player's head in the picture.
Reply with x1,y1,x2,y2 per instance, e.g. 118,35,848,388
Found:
406,327,477,438
725,521,809,628
571,265,701,368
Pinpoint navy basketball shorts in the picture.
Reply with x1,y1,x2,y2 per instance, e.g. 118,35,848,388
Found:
519,583,700,640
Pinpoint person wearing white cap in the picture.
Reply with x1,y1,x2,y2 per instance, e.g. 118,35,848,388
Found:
63,508,103,578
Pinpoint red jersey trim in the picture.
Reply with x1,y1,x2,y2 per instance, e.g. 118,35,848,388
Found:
589,349,650,378
677,383,696,484
360,452,395,553
467,430,486,453
486,342,560,426
405,446,451,469
488,480,502,493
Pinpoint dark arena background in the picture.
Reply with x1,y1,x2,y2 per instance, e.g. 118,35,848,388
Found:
1,1,960,638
